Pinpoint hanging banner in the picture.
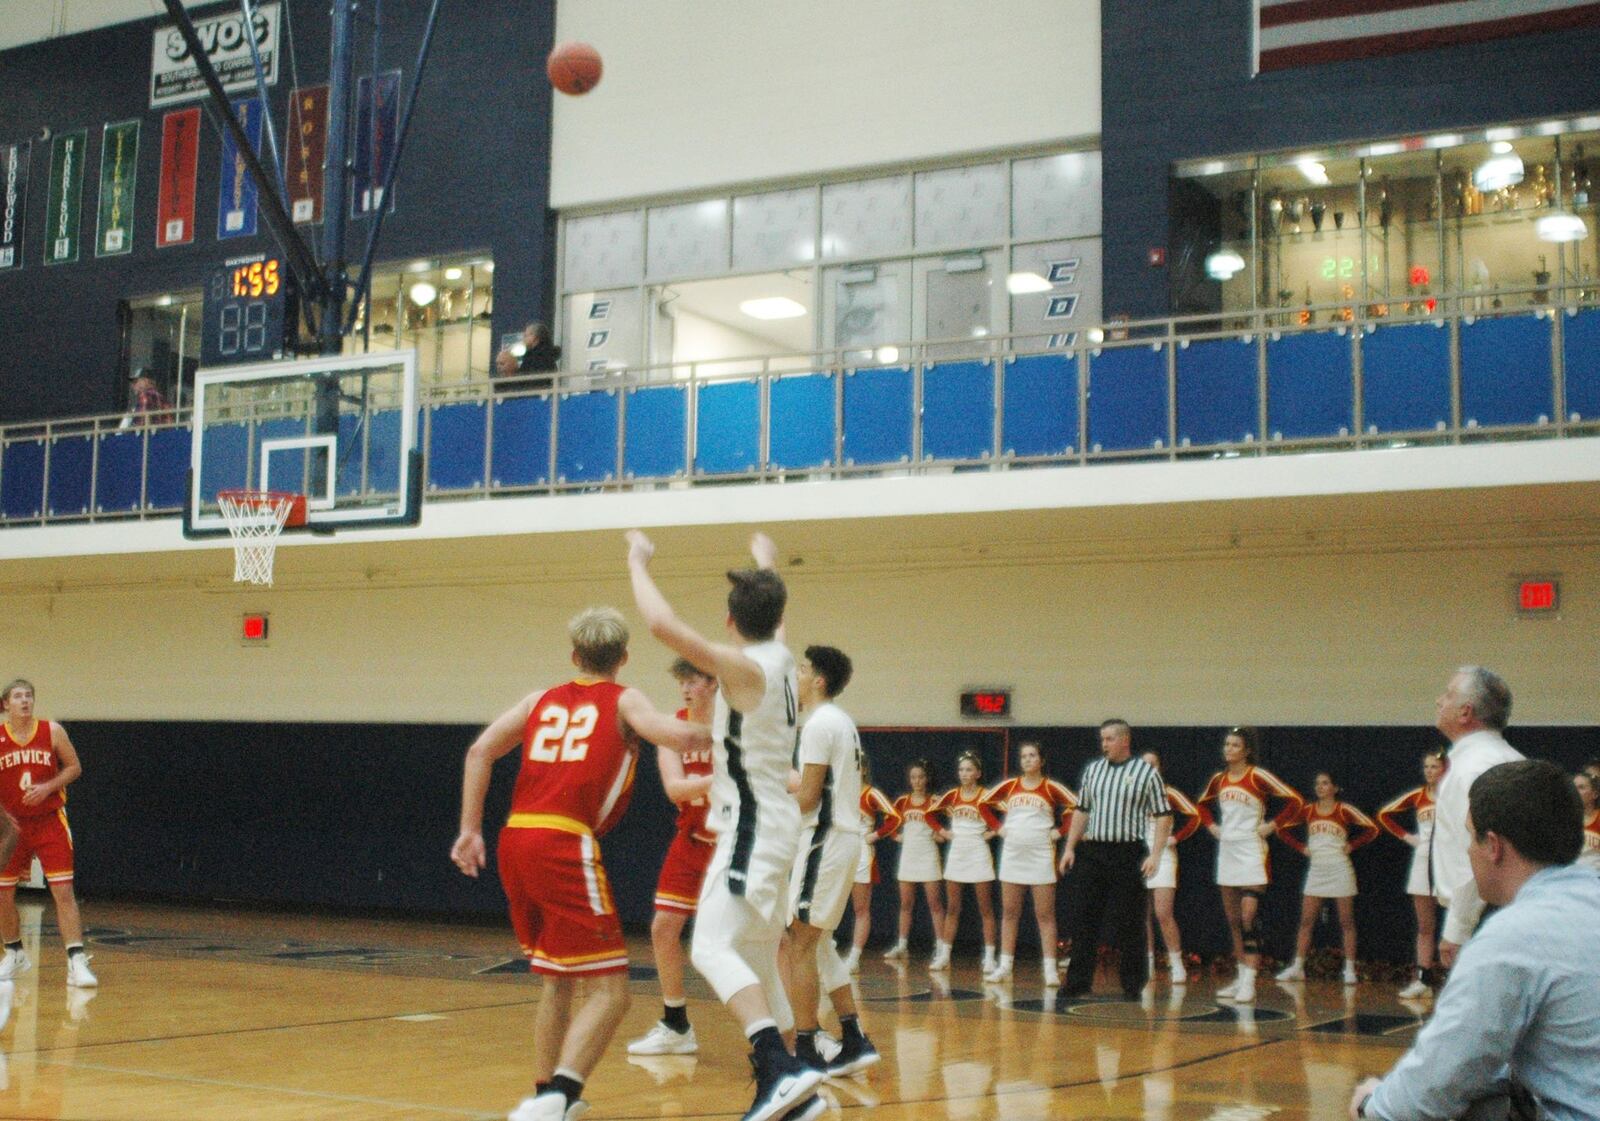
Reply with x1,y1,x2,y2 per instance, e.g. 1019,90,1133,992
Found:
286,84,328,225
351,70,401,218
157,107,200,248
95,119,141,257
218,97,265,240
0,141,29,271
151,1,279,108
43,128,87,266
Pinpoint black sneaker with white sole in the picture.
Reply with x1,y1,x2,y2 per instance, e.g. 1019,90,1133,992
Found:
793,1035,829,1074
743,1052,825,1121
825,1033,881,1076
778,1095,826,1121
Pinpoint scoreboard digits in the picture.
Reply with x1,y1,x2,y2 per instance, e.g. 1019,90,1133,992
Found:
202,254,295,366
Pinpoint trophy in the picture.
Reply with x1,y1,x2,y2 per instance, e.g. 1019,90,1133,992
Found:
1333,211,1345,230
1288,197,1307,232
1378,181,1393,229
1265,194,1284,236
1311,201,1326,232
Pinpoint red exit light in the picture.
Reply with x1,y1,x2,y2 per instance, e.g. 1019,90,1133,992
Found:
1516,580,1559,615
242,613,270,641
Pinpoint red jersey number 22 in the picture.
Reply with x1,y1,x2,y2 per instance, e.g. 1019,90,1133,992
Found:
529,703,598,763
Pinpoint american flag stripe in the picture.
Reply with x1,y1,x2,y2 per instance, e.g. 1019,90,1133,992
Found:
1256,0,1600,70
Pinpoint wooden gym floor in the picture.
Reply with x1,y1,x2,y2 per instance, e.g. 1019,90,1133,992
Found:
0,896,1422,1120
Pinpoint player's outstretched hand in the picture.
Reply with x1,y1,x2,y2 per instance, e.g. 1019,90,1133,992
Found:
750,532,778,569
451,831,487,877
626,529,655,567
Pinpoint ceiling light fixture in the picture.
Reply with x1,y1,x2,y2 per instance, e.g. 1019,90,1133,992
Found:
1205,249,1247,280
1473,153,1525,192
1296,159,1330,185
740,296,807,320
1536,211,1589,243
409,281,438,306
1006,271,1052,294
444,267,463,280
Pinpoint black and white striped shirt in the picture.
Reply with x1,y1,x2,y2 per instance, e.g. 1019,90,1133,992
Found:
1075,755,1171,843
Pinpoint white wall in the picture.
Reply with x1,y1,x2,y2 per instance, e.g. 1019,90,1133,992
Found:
550,0,1101,207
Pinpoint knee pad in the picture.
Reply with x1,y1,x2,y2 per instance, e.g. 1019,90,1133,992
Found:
1240,920,1263,956
690,929,760,1004
816,937,852,995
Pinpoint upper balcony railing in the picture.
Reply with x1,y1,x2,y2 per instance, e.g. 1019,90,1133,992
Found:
3,287,1599,527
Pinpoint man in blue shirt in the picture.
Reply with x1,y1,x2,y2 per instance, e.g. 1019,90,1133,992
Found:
1350,759,1600,1121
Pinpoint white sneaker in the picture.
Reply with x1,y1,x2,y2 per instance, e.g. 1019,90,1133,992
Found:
627,1021,697,1055
842,948,861,974
1216,976,1241,1000
1397,978,1430,1000
0,949,30,981
65,954,98,989
928,944,951,971
1231,974,1257,1004
981,948,997,974
508,1093,587,1121
1342,965,1359,986
814,1030,842,1064
1274,961,1305,982
983,960,1012,983
881,942,908,961
1169,955,1188,985
1041,961,1061,987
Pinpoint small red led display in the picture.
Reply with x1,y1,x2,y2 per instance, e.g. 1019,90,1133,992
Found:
242,614,270,641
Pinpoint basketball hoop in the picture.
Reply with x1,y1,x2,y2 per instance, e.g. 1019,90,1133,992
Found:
216,490,307,586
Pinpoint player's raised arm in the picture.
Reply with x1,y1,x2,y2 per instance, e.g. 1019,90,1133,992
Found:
452,694,535,877
618,687,712,757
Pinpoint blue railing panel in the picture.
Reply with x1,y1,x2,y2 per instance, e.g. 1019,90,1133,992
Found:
45,434,94,517
490,396,552,487
922,360,994,461
1267,330,1353,439
624,385,688,479
1176,338,1257,446
1089,344,1167,452
1361,321,1450,433
146,427,191,508
769,373,835,470
556,390,619,483
695,380,760,475
1564,308,1600,421
426,401,487,491
0,439,45,520
95,430,145,513
198,421,250,503
843,366,913,466
1460,314,1553,428
1002,352,1077,457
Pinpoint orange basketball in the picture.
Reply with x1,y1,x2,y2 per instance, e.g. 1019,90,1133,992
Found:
547,41,602,95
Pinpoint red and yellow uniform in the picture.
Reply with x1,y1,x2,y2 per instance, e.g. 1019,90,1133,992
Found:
856,785,901,884
1279,802,1380,858
1196,766,1304,887
0,718,74,887
497,679,637,976
1580,809,1600,873
653,707,717,914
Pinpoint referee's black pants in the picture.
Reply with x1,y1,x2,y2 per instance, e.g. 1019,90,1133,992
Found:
1063,840,1148,997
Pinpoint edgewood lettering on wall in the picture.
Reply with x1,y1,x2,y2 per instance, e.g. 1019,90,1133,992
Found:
150,2,280,108
0,141,29,271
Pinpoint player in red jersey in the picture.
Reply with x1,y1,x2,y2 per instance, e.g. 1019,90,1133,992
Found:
0,679,94,988
452,608,710,1121
627,658,717,1057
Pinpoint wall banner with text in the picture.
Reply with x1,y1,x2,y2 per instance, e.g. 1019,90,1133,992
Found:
43,128,88,266
286,84,328,225
157,107,201,248
218,97,264,240
0,141,30,271
96,119,141,257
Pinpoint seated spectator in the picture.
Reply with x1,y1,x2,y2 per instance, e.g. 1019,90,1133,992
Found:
1349,759,1600,1121
518,322,561,378
121,368,171,428
494,348,520,379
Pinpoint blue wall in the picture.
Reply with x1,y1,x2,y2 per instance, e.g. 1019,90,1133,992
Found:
0,1,556,422
1101,0,1600,320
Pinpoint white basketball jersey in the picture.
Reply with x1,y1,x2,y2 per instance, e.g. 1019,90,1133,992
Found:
797,701,863,834
709,639,800,837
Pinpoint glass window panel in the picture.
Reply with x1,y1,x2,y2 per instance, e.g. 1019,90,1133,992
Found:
824,261,910,363
916,252,1005,360
647,199,730,280
821,175,912,260
563,210,644,292
1012,151,1102,240
1441,138,1556,307
1010,239,1102,349
732,188,818,272
914,163,1006,249
564,288,643,375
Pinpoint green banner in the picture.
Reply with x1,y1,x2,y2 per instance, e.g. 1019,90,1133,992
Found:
96,120,140,257
43,128,86,265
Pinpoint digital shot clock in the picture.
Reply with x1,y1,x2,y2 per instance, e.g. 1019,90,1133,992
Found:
202,253,296,366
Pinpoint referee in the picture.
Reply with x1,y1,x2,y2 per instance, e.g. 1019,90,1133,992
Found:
1058,719,1171,998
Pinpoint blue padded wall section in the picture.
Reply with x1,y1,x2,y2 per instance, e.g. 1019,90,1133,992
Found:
1564,308,1600,421
769,373,835,470
843,366,913,466
1176,338,1257,446
198,422,249,503
922,360,994,461
1089,344,1167,451
1002,352,1078,456
490,396,552,487
1361,322,1451,433
556,390,619,483
695,380,760,475
624,385,687,479
45,435,94,517
1,440,45,519
146,427,190,509
426,401,487,491
1460,314,1553,428
94,430,145,513
1267,330,1353,439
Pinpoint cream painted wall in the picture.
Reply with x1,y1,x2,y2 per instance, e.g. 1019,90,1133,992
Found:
550,0,1100,207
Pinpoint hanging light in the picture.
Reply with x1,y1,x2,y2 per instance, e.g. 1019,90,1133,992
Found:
1205,249,1246,280
1473,153,1524,192
409,281,438,306
1536,211,1589,243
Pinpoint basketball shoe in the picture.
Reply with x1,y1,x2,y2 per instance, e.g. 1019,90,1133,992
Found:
66,953,98,988
0,948,29,981
744,1049,824,1121
507,1092,587,1121
627,1021,697,1055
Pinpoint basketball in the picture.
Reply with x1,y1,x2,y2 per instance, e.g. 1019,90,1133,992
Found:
547,41,602,95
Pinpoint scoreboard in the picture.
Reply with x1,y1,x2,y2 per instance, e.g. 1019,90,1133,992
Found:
202,253,296,366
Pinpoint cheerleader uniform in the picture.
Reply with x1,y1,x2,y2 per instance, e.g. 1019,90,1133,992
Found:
1580,809,1600,873
989,776,1076,885
1377,786,1437,896
1145,786,1201,890
937,786,1000,883
1197,766,1304,887
892,794,945,883
855,786,902,885
1282,802,1379,898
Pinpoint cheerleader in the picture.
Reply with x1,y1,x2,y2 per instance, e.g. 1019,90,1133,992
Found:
1376,751,1447,998
882,760,949,965
984,741,1077,985
1197,727,1305,1004
842,762,902,973
1275,772,1378,984
935,751,1001,974
1576,770,1600,873
1140,751,1200,984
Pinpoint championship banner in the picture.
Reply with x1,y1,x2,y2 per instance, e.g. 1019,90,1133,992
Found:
1255,0,1600,72
351,70,401,218
151,1,279,108
96,120,141,257
0,141,29,271
43,128,87,266
286,84,328,225
218,97,265,240
157,107,200,248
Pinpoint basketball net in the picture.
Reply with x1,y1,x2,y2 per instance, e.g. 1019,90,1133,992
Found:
216,490,303,586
